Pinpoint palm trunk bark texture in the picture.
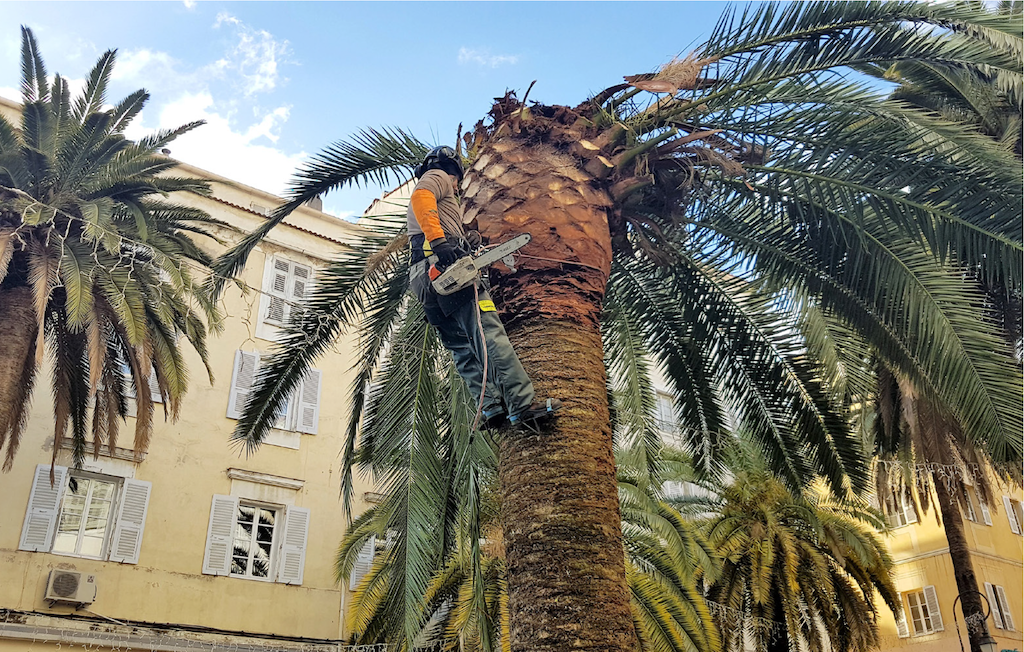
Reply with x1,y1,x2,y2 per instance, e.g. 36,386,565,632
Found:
462,100,636,651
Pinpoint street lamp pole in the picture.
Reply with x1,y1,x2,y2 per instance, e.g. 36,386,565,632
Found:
953,591,999,652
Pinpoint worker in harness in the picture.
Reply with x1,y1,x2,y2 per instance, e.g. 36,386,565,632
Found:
407,145,561,429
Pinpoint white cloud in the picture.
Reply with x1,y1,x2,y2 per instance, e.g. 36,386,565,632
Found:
183,0,197,9
0,86,18,103
458,47,519,68
214,12,291,95
130,92,306,196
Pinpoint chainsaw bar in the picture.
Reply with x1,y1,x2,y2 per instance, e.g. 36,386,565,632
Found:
471,233,531,270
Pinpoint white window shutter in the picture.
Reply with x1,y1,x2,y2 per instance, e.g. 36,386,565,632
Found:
202,494,238,576
923,585,943,631
296,369,322,434
19,464,68,551
266,258,291,324
1003,496,1021,534
277,506,310,585
226,350,259,420
996,585,1015,631
108,479,151,564
896,593,910,638
349,535,376,591
291,264,311,303
986,582,1004,629
980,500,993,526
148,370,162,404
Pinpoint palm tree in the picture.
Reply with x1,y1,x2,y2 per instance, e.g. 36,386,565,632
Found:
852,7,1024,649
694,465,899,652
0,27,222,470
214,3,1022,650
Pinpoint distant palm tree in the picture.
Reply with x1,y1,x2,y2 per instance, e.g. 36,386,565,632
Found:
214,3,1021,650
694,466,899,652
0,27,222,470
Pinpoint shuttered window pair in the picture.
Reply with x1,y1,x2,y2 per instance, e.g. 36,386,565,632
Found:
18,464,151,565
896,586,944,637
226,350,322,434
985,582,1016,631
201,495,309,585
262,257,312,328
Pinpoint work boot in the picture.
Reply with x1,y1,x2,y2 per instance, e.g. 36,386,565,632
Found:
482,406,508,430
508,398,563,431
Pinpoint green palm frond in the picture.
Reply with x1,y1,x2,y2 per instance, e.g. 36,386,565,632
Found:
72,49,115,123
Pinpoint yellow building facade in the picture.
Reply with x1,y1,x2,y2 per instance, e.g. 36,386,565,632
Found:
0,96,385,652
875,476,1024,652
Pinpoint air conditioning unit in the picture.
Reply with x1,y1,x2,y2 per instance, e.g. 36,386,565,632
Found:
44,570,97,605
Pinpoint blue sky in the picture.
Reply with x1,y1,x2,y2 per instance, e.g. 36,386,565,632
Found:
1,1,732,218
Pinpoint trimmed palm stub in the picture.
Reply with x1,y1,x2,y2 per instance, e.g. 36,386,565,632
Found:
0,28,222,469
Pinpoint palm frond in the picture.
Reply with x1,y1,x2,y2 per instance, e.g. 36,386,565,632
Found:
72,49,116,123
209,127,427,298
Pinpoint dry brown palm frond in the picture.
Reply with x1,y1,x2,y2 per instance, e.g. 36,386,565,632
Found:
625,54,719,95
365,233,409,274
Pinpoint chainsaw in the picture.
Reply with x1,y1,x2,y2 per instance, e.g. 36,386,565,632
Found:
429,233,531,295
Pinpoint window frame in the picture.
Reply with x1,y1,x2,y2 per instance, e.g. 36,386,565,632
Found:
884,488,918,528
654,391,677,433
906,590,934,636
962,486,978,522
229,499,281,582
51,471,122,561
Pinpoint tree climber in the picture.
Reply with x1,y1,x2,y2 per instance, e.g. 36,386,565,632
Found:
406,145,561,429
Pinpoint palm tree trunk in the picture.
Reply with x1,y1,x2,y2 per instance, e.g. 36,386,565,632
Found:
0,285,40,467
499,318,634,652
933,476,991,652
465,105,636,651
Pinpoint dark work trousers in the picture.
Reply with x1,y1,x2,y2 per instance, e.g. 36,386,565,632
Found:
409,259,535,418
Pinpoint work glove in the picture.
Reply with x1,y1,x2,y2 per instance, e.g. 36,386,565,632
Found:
430,238,460,271
464,230,482,250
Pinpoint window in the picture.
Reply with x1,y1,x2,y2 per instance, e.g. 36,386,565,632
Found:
225,350,322,434
257,255,313,336
907,591,933,635
1004,496,1023,535
962,486,977,522
231,503,278,579
654,392,676,433
904,586,944,636
986,582,1017,631
202,494,309,585
19,464,152,564
884,488,918,528
53,474,118,558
